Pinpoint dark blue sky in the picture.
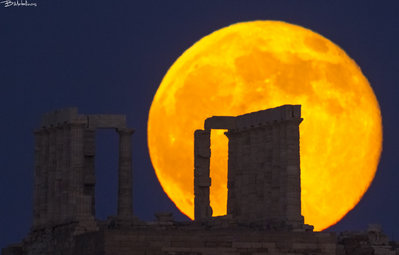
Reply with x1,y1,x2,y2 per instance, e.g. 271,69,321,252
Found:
1,0,399,249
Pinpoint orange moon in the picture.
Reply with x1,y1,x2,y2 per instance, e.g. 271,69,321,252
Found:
147,21,382,231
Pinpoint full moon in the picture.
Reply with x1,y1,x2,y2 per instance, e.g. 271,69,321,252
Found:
147,21,382,231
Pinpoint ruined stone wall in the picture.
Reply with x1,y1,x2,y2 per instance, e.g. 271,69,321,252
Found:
7,222,399,255
195,105,304,228
4,106,398,255
33,116,97,231
225,115,303,226
31,108,133,234
225,126,274,222
78,224,337,255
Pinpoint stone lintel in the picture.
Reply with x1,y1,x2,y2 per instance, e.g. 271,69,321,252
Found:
40,108,127,130
41,107,79,127
88,115,127,129
204,116,236,130
205,105,301,131
235,105,301,129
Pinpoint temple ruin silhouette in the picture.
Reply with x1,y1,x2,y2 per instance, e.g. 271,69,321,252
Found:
194,105,304,230
31,108,135,234
2,106,396,255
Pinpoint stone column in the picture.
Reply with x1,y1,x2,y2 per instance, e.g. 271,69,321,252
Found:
249,127,263,220
63,124,73,221
251,127,266,220
54,126,64,223
194,129,212,221
69,121,86,220
228,130,245,219
60,124,69,222
279,121,288,222
116,128,134,219
271,122,281,221
47,127,57,224
239,130,252,219
39,129,49,226
84,128,96,217
262,125,273,221
284,118,304,225
225,130,238,217
32,129,43,228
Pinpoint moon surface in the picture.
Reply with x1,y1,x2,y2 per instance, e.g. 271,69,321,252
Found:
147,21,382,231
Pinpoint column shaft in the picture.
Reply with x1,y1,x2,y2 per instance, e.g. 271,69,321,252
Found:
284,119,303,224
39,129,49,226
47,128,57,224
194,129,212,221
70,122,86,219
271,123,281,220
262,125,273,221
279,121,287,221
117,128,134,218
54,126,64,223
33,130,42,228
225,131,238,216
83,128,96,217
64,125,73,220
59,125,68,222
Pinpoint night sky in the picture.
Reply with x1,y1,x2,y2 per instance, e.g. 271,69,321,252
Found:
1,0,399,249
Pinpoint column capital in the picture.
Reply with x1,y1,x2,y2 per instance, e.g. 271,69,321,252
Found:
116,127,135,135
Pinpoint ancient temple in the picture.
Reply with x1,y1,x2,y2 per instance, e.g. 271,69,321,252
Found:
32,108,135,234
194,105,304,230
3,106,396,255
